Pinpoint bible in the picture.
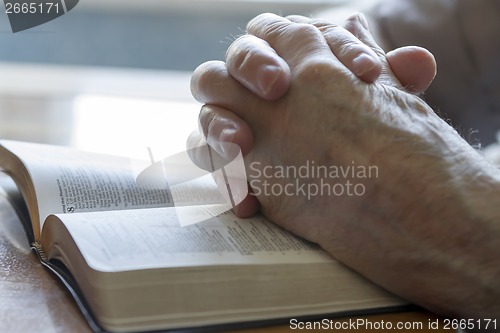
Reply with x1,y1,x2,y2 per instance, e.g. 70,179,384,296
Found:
0,139,406,332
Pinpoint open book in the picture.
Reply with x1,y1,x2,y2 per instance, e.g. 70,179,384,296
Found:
0,140,406,332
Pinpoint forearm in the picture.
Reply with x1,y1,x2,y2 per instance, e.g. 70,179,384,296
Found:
446,160,500,321
385,155,500,321
318,91,500,324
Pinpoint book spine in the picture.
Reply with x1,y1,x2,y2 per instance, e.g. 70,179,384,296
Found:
31,241,48,262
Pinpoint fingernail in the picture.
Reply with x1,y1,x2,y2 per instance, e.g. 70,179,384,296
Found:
357,13,369,30
352,53,377,76
257,65,282,97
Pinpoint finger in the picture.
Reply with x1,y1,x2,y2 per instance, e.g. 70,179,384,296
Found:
198,105,257,217
234,185,260,218
344,13,436,93
343,13,403,89
191,60,257,113
186,119,260,218
246,13,349,76
186,130,259,217
199,104,254,158
226,35,291,101
287,15,383,83
386,46,437,94
343,13,385,60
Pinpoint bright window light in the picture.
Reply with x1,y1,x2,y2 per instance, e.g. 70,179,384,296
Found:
72,94,201,161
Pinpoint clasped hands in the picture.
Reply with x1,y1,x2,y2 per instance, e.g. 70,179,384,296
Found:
189,12,439,223
187,12,493,317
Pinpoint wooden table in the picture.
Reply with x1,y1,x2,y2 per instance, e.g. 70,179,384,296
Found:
0,177,449,333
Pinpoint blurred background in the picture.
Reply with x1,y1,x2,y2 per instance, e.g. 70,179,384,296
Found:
0,0,351,159
0,0,353,70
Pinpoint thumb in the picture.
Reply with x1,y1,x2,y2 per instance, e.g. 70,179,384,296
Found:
386,46,437,94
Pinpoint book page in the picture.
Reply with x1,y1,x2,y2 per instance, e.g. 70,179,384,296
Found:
49,207,334,272
0,141,174,232
2,140,246,233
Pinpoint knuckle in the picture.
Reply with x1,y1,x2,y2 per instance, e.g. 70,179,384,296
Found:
248,15,319,44
285,14,309,23
311,20,338,31
226,35,248,59
226,36,253,72
339,41,367,58
246,12,279,34
316,23,341,34
289,22,320,38
259,21,291,43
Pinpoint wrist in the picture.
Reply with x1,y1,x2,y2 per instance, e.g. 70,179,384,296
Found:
318,93,500,321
